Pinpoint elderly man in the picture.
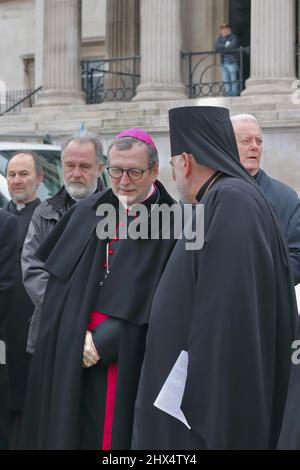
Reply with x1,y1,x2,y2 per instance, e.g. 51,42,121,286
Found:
0,209,17,449
4,151,43,447
19,128,176,450
231,114,300,285
21,131,105,356
132,106,297,450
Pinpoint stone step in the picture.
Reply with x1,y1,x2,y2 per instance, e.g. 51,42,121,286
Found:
0,113,38,122
51,109,117,121
37,118,104,134
0,120,38,132
0,97,299,140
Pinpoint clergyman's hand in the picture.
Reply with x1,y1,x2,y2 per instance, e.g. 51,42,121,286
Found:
82,331,100,368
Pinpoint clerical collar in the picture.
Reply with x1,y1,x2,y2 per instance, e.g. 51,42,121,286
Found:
16,203,26,211
196,171,223,202
11,198,39,212
117,184,156,210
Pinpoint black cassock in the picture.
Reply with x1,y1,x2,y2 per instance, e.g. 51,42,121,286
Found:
4,199,40,414
133,176,297,449
0,210,18,449
132,107,298,450
19,181,176,449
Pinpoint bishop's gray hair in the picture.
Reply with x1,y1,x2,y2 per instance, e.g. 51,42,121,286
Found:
107,137,159,167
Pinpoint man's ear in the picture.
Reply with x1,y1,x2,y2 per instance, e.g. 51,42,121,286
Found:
152,162,159,180
38,173,44,185
97,162,105,177
181,152,192,177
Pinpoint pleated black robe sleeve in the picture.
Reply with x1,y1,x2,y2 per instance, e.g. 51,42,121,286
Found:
181,185,291,448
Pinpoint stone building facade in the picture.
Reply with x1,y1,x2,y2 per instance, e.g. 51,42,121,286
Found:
0,0,299,197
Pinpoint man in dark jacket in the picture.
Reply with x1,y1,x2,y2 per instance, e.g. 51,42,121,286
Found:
21,131,105,355
232,114,300,285
215,23,240,96
4,151,43,447
0,209,17,449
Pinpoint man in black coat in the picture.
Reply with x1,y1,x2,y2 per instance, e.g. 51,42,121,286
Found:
19,129,176,450
0,209,18,449
132,106,297,450
232,113,300,285
4,150,43,447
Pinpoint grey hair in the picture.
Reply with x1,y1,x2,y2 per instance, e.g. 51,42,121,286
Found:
107,137,159,167
230,114,261,127
61,131,104,165
6,150,44,177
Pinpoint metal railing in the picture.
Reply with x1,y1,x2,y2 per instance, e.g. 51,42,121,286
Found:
81,56,140,104
4,44,299,111
182,47,250,98
0,87,42,115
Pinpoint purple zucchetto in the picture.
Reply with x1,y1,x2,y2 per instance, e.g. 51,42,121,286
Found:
116,128,157,152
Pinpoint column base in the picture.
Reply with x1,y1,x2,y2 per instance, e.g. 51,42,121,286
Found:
35,89,85,106
133,83,187,101
242,77,297,96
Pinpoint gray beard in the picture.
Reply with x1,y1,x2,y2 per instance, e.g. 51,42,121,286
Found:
64,180,98,200
10,190,34,204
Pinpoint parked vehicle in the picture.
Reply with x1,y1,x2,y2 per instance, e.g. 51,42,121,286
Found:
0,142,110,208
0,142,62,207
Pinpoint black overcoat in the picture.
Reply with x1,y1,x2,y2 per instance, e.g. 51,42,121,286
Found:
0,209,18,448
133,175,297,449
4,199,40,411
256,168,300,285
132,107,298,450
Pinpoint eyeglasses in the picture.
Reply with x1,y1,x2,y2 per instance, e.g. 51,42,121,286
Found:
107,166,154,181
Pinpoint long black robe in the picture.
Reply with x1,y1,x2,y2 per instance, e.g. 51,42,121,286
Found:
4,199,40,413
0,210,18,449
19,181,176,449
132,107,298,450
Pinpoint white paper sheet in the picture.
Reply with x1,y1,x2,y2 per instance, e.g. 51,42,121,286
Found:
154,350,191,429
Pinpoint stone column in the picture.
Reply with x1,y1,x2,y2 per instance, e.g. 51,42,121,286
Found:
34,0,44,89
243,0,296,95
133,0,186,101
105,0,140,93
298,0,300,78
182,0,229,90
36,0,85,106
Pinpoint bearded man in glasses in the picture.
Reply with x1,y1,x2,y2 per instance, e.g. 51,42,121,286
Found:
20,128,176,450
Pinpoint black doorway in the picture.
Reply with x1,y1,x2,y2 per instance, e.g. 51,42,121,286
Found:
229,0,251,85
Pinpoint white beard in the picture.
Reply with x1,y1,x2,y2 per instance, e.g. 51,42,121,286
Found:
64,179,97,200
